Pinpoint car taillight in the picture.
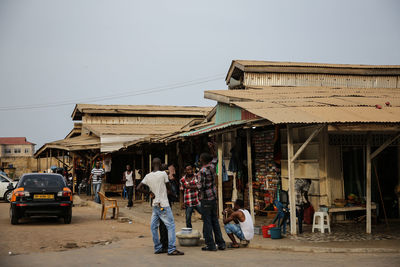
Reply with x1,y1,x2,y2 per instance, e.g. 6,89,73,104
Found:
11,187,29,202
15,191,30,197
58,187,72,201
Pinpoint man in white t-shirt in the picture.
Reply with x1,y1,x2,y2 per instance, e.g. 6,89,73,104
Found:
90,161,105,204
137,158,184,256
122,164,135,208
222,199,254,248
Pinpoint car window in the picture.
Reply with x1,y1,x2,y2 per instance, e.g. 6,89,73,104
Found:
20,175,65,188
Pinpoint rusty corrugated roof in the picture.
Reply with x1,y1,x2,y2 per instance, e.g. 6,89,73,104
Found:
205,86,400,124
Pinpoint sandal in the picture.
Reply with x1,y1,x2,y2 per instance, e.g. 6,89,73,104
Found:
168,250,185,256
227,243,240,248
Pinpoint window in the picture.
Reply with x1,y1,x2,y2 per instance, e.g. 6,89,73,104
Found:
5,149,11,154
14,148,21,153
25,148,30,153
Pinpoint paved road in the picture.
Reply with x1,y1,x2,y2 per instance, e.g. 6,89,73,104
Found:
2,238,400,267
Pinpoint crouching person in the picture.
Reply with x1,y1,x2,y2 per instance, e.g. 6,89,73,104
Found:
222,199,254,248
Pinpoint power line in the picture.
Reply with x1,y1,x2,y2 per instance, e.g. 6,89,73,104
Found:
0,74,225,111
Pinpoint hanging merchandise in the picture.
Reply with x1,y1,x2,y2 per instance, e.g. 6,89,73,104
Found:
252,129,281,213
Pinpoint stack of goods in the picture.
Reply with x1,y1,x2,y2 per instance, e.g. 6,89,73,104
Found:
252,130,280,212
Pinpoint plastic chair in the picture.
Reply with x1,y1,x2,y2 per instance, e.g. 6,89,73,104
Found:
312,211,331,233
98,192,119,220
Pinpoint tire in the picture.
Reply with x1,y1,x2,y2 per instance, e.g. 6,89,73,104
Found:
64,208,72,224
10,207,19,225
4,190,12,203
64,215,72,224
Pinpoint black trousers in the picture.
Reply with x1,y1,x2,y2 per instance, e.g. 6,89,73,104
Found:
126,186,134,207
201,199,225,249
296,205,305,234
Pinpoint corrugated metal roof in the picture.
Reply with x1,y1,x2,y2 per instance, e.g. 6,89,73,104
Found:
233,103,400,124
226,60,400,82
206,86,400,124
205,86,400,104
72,104,212,120
180,120,251,137
34,135,100,157
84,124,184,136
233,60,400,69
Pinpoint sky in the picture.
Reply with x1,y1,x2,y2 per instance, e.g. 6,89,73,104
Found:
0,0,399,150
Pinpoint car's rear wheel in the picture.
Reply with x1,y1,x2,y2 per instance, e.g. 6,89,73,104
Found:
4,190,12,203
64,208,72,224
64,215,72,224
10,207,19,225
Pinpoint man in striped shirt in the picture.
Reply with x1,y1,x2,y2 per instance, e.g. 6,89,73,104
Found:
90,161,105,204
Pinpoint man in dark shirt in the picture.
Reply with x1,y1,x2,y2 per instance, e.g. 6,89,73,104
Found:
196,152,226,251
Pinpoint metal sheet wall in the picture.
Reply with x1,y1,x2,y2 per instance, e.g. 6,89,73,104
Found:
244,73,400,88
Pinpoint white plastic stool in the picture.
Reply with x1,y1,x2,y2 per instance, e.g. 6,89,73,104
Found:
312,211,331,233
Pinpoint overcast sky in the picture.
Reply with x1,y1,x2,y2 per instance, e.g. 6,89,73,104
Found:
0,0,399,149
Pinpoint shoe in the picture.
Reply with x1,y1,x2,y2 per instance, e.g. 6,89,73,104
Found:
168,250,184,256
217,244,226,250
154,248,168,254
201,246,217,251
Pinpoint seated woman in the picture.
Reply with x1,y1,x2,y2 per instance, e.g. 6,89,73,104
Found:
222,199,254,248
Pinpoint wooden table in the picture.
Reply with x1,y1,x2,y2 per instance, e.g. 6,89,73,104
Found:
328,203,377,223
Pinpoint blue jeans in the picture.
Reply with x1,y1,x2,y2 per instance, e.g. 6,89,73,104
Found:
92,183,101,203
185,205,202,228
224,223,245,240
150,206,176,254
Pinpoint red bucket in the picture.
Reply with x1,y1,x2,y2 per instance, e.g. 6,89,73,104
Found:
262,224,276,238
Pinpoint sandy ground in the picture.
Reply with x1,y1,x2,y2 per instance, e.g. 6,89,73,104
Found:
0,200,150,256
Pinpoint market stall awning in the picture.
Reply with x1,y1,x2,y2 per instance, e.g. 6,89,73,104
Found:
180,120,253,137
34,135,100,158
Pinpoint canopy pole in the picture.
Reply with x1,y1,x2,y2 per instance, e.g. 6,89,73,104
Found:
72,153,76,194
366,133,372,234
246,129,255,223
287,125,297,235
217,134,223,219
46,151,49,172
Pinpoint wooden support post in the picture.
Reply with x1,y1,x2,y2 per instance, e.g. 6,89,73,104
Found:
72,153,76,194
46,151,49,172
246,129,255,223
398,146,400,217
141,152,145,201
49,149,52,169
149,153,152,172
217,134,223,219
287,125,297,235
165,151,168,165
366,133,372,234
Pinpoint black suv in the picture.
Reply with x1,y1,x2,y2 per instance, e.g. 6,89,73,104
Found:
10,173,73,224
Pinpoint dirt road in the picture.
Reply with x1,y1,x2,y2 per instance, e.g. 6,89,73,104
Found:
0,201,150,255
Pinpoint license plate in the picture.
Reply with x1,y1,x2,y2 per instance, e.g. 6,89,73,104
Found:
34,194,54,199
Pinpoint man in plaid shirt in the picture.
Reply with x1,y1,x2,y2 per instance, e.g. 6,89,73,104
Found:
180,164,202,228
196,152,226,251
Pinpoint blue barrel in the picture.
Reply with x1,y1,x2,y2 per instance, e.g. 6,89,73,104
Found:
270,227,282,239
